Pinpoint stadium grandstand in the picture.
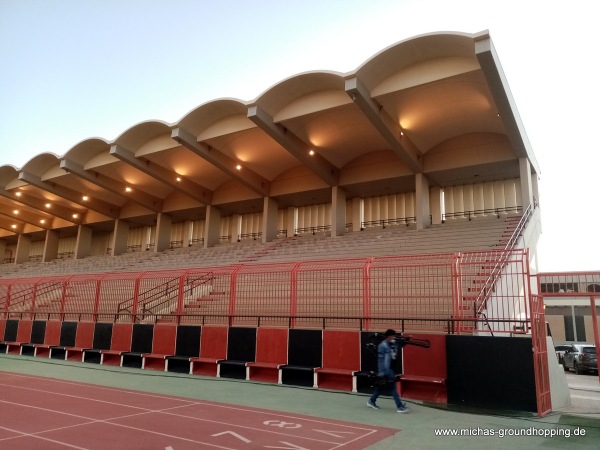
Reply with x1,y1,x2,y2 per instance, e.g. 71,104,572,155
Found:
0,30,580,417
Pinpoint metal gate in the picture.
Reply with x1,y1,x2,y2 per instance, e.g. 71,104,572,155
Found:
530,294,551,416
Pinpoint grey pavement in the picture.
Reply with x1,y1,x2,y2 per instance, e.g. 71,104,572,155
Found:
1,354,599,449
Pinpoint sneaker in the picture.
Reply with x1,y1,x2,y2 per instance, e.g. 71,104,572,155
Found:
396,404,409,413
367,401,380,410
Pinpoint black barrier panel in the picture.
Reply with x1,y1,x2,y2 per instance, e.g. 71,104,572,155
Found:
226,327,256,362
288,329,322,367
92,323,113,350
446,335,536,412
4,320,18,342
59,322,77,347
175,325,201,357
30,321,47,345
131,324,154,354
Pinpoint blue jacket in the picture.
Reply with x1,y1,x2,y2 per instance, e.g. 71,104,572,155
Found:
376,339,398,378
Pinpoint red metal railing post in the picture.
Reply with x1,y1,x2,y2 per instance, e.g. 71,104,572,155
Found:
31,281,39,320
590,296,600,384
362,258,373,331
451,253,461,335
228,265,243,327
131,272,144,323
93,277,103,323
175,270,188,325
290,262,301,329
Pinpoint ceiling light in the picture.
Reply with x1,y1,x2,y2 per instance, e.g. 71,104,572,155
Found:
40,219,45,224
15,192,22,197
72,213,79,219
176,177,182,182
236,164,242,171
308,150,315,156
11,224,17,229
125,187,132,193
82,195,89,201
45,203,51,208
13,210,19,215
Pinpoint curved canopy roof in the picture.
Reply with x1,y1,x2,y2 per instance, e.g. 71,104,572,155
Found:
0,30,538,240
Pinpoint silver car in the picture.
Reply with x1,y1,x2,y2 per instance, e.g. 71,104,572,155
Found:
562,344,598,374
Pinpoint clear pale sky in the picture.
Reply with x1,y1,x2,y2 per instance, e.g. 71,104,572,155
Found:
0,0,597,272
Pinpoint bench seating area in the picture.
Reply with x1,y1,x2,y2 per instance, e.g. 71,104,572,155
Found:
1,318,448,403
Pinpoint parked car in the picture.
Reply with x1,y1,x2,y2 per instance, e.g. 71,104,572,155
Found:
554,344,571,366
562,344,598,374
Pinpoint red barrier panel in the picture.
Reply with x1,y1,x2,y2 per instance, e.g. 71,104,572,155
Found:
247,328,288,383
190,326,228,376
315,330,360,391
400,333,447,403
142,325,177,371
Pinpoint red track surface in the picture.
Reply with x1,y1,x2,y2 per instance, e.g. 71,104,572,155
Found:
0,371,397,449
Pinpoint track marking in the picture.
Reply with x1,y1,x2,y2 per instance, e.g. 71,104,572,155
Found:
0,371,392,448
212,431,252,443
0,425,89,449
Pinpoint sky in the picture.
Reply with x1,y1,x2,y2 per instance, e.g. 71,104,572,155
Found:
0,0,598,273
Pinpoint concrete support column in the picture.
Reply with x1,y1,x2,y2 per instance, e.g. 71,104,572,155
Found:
75,225,92,259
287,206,297,237
532,173,540,206
519,157,534,211
415,173,431,231
262,197,278,243
142,226,152,251
232,214,242,241
204,205,221,248
183,221,193,247
155,213,172,252
331,186,346,237
430,186,443,225
43,230,59,262
352,197,364,232
111,219,129,256
15,234,31,264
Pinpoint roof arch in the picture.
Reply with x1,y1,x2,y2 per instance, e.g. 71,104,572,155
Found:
355,31,477,91
176,98,248,136
254,71,345,117
113,120,172,151
20,153,62,177
63,138,111,167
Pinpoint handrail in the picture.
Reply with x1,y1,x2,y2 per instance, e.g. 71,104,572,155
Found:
117,272,215,320
472,203,534,317
15,311,529,334
443,206,522,222
361,216,415,229
6,281,64,310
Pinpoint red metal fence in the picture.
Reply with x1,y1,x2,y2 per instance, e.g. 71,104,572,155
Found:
0,249,530,333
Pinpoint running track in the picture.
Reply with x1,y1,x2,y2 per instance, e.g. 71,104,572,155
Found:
0,371,397,449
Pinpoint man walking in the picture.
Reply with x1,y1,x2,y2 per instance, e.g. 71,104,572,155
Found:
367,329,409,413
